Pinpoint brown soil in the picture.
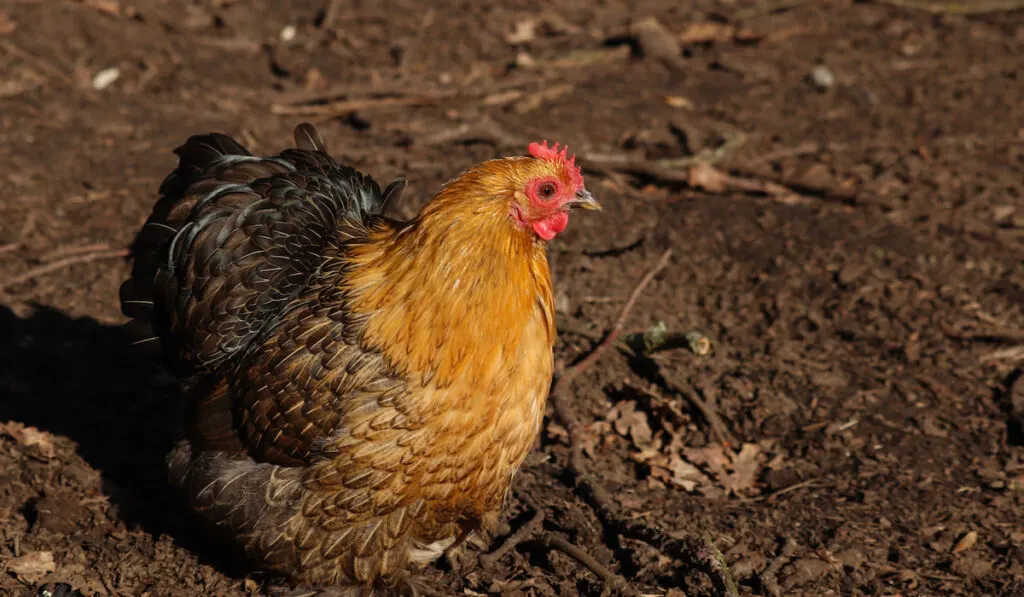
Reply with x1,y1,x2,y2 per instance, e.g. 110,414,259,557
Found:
1,1,1023,596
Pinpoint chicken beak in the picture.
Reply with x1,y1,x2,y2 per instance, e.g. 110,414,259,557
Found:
567,189,601,211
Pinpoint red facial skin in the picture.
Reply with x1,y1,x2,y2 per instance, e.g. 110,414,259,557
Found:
525,176,572,241
511,141,589,241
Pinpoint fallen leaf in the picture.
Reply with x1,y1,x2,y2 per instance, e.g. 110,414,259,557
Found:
513,83,573,114
4,422,56,458
0,11,16,35
678,22,736,44
667,452,709,491
726,443,761,493
303,67,326,91
608,401,653,446
687,162,729,194
952,530,979,554
77,0,122,17
684,442,762,495
6,551,55,580
505,20,536,44
631,17,684,70
665,95,694,109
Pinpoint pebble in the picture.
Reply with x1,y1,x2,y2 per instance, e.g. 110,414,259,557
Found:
808,64,835,91
91,67,120,91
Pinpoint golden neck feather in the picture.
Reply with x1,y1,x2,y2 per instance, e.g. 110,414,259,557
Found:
343,174,556,389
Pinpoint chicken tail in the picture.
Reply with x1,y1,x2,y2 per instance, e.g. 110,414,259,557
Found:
120,123,392,377
158,132,253,200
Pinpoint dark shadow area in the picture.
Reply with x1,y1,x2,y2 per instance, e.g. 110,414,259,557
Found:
0,304,246,578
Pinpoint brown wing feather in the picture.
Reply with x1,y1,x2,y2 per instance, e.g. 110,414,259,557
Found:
122,124,403,464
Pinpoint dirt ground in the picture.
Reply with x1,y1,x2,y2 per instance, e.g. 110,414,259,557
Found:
1,0,1023,595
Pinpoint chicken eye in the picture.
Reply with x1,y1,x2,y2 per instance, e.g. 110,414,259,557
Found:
538,183,557,200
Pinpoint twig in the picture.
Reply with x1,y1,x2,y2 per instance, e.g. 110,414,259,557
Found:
0,40,73,84
546,250,737,593
0,248,129,294
703,532,741,597
942,324,1024,344
871,0,1024,14
480,509,545,569
540,533,641,597
320,0,344,32
556,249,673,388
733,0,815,20
423,121,825,204
980,345,1024,363
270,92,455,117
39,242,113,263
743,141,821,166
688,383,737,447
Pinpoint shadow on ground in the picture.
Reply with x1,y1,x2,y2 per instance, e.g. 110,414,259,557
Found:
0,305,247,579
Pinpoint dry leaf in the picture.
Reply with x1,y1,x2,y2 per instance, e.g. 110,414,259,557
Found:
952,530,978,554
6,551,55,580
726,443,761,493
667,452,709,491
4,422,57,458
608,401,653,446
505,20,536,44
631,17,684,70
0,11,16,35
665,95,694,109
685,442,762,495
578,420,610,460
678,22,736,45
77,0,122,17
303,67,327,92
687,162,729,193
513,83,573,114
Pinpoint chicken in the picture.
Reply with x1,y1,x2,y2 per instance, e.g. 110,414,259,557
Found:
119,123,600,595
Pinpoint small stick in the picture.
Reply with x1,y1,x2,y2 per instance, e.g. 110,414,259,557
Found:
480,509,545,569
942,325,1024,344
548,250,733,593
39,242,113,263
689,383,737,447
556,249,673,389
270,94,452,117
0,248,129,294
540,533,641,597
872,0,1024,14
0,40,73,84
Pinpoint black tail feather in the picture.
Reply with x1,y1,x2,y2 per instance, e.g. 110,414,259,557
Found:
159,132,252,198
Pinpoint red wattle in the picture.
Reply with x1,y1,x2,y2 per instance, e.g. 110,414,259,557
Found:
532,212,569,240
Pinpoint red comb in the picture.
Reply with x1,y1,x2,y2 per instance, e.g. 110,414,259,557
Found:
528,140,584,190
